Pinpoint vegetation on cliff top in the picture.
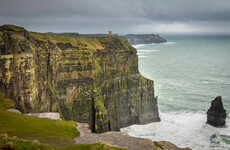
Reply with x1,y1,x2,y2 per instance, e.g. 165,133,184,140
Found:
0,24,133,53
0,24,26,31
29,31,132,51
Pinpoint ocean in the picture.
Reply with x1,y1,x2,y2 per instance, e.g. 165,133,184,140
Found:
121,34,230,150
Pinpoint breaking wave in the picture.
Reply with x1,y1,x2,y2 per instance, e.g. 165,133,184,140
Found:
121,112,230,150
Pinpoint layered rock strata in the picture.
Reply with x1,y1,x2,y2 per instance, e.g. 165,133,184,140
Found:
0,25,160,133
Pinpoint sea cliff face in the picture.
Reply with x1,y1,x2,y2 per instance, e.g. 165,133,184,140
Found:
0,25,160,133
123,34,166,45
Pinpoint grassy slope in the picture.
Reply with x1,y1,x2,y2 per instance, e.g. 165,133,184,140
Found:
0,94,126,149
0,94,79,146
0,111,79,146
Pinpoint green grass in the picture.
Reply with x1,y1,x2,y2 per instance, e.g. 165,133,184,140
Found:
0,134,127,150
0,94,79,146
29,32,105,50
0,111,79,146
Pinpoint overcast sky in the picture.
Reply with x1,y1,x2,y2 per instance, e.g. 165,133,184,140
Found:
1,0,230,34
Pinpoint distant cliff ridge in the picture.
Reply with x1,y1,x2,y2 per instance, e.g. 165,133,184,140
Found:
59,32,118,37
123,34,167,45
0,25,160,133
55,32,166,45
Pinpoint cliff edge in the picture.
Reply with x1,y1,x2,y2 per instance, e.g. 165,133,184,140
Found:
0,25,160,133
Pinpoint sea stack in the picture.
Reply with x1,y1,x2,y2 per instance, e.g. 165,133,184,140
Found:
207,96,227,127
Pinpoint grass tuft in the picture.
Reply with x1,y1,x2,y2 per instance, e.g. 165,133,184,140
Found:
153,141,163,148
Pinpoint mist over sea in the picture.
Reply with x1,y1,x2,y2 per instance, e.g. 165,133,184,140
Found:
121,34,230,150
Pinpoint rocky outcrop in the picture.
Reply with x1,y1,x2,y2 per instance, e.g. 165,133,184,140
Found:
207,96,227,127
122,34,166,45
6,108,21,113
0,25,160,133
75,123,191,150
27,112,61,120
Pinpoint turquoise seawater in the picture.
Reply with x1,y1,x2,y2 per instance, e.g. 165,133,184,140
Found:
137,34,230,113
121,34,230,150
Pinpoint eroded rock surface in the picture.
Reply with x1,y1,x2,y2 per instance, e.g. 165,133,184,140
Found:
207,96,227,127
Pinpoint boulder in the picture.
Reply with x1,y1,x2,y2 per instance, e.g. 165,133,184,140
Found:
6,109,21,114
207,96,227,127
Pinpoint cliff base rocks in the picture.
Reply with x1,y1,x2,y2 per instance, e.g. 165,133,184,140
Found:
207,96,227,127
75,123,191,150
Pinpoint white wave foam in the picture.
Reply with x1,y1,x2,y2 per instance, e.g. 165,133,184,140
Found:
146,42,175,45
133,44,146,49
137,50,159,52
163,42,175,45
137,53,145,55
121,112,230,150
138,55,147,58
133,42,175,48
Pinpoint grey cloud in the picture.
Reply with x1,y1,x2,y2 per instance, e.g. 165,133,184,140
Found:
2,0,229,20
0,0,230,33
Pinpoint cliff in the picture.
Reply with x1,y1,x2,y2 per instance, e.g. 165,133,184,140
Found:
0,25,160,133
122,34,166,45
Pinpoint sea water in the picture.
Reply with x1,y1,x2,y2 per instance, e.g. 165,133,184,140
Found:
121,34,230,150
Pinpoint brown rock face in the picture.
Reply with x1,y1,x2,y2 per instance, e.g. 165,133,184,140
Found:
207,96,227,127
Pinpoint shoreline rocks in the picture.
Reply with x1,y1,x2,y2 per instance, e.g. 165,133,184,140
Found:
207,96,227,127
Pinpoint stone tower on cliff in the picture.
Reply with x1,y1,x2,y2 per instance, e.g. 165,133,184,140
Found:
108,31,112,37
